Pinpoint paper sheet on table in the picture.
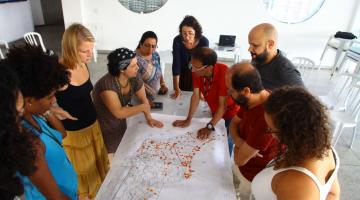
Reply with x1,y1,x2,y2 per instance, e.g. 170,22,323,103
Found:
96,113,236,200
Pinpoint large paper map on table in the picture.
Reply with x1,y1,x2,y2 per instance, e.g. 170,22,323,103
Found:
96,113,236,200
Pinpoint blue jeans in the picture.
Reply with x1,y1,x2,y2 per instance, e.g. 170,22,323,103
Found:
225,119,233,156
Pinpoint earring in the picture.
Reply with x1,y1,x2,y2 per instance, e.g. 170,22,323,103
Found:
29,103,32,107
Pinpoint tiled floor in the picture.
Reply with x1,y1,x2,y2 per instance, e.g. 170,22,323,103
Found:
12,25,360,199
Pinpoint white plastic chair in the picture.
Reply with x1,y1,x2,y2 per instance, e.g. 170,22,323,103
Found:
23,32,46,52
291,57,315,81
317,73,360,110
337,40,360,75
318,35,353,75
0,40,9,59
330,83,360,148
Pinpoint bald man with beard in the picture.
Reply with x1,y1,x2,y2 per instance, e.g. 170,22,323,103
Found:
248,23,304,90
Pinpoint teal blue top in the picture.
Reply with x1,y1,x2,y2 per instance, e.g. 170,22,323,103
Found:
20,115,78,200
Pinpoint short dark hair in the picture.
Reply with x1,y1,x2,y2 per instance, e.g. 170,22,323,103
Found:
6,45,70,99
264,86,331,168
191,47,217,66
136,31,158,49
179,15,203,40
231,64,264,93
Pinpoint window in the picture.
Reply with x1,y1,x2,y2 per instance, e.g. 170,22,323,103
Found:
263,0,325,24
119,0,168,14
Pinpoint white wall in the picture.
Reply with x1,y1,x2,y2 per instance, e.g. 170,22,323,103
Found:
61,0,83,26
0,1,34,42
61,0,357,64
29,0,44,25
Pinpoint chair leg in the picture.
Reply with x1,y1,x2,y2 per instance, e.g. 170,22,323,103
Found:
333,124,344,147
318,45,329,70
350,126,357,149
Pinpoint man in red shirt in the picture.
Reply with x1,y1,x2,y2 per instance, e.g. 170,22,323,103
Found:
226,62,278,199
173,47,239,154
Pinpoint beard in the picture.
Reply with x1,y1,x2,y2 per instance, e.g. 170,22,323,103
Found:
231,95,249,110
251,48,268,65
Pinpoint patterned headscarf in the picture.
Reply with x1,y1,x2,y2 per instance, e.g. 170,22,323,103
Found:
107,47,136,71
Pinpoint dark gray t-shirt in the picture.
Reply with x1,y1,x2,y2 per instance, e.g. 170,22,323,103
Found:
254,50,304,90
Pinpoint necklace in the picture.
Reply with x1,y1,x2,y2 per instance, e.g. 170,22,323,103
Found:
115,77,132,106
117,78,129,88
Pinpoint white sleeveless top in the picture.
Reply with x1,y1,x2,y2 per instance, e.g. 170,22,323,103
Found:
251,147,339,200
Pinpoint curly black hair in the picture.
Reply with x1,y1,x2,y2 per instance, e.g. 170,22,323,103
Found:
6,45,70,99
179,15,203,40
0,61,37,199
264,86,331,168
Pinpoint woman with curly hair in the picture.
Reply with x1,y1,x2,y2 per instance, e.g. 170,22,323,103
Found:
0,62,37,199
56,23,109,199
251,86,340,200
171,15,209,98
7,45,78,199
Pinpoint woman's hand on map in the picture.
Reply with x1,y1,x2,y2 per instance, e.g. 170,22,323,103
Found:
197,128,212,140
172,119,191,128
147,118,164,128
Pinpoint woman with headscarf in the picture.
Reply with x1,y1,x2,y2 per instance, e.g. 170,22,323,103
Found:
92,48,163,154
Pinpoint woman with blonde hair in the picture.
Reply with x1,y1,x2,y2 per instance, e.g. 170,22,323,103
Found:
55,23,109,199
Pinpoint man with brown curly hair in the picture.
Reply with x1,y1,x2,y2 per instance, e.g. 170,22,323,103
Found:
226,62,279,199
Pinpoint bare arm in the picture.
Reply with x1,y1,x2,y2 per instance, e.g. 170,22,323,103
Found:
29,141,70,200
135,85,152,121
135,85,163,128
44,112,67,139
229,116,244,146
230,115,261,166
273,170,320,200
100,89,149,119
158,75,168,94
197,96,226,140
209,96,226,125
327,177,340,200
173,88,200,127
171,75,181,99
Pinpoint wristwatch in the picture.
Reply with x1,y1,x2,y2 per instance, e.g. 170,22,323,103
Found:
206,122,215,131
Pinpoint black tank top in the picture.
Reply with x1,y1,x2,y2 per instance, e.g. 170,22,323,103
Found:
55,78,97,131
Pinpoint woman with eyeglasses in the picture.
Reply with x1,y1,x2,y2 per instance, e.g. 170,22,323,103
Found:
252,86,340,200
171,15,209,99
135,31,168,106
92,48,163,154
7,45,78,200
0,62,37,200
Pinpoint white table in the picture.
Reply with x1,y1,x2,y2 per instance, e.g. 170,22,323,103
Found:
96,92,236,200
212,44,242,63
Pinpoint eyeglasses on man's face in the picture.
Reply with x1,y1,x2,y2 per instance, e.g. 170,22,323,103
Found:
188,63,207,72
142,43,157,49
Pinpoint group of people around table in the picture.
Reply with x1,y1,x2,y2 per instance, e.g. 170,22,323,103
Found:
0,14,340,200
